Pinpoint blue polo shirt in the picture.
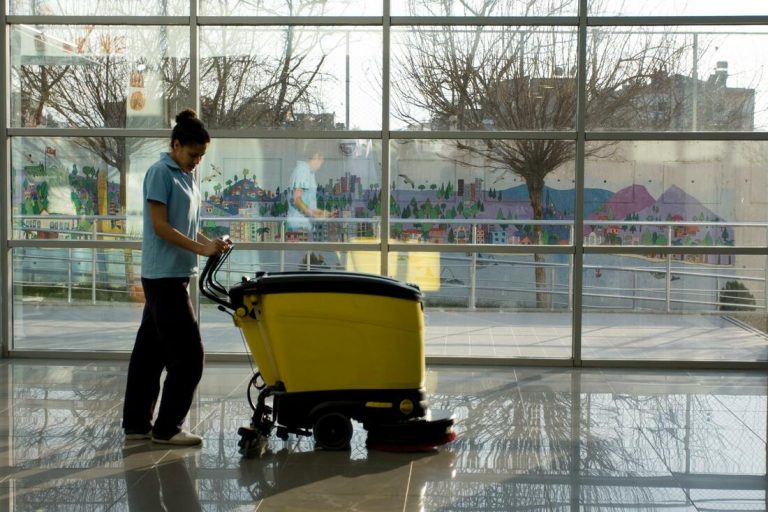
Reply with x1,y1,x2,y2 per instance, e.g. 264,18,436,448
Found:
287,160,317,231
141,152,201,278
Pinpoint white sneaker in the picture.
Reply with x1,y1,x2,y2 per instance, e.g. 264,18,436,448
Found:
152,431,203,446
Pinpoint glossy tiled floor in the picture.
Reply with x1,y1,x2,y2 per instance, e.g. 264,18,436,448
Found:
0,359,765,511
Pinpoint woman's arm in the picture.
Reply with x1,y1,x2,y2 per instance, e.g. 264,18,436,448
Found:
196,231,212,245
292,187,311,216
292,187,330,218
148,200,224,256
197,231,232,249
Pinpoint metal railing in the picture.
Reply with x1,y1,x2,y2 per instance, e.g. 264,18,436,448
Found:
10,214,768,313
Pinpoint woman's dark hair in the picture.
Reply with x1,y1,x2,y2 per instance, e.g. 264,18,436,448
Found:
171,109,210,147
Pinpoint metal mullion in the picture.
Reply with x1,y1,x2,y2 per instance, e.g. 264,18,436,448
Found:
390,16,579,26
390,130,576,140
591,28,768,38
427,356,573,367
585,246,768,256
572,0,588,367
209,129,381,140
190,0,201,318
190,0,200,134
6,349,767,369
588,15,768,27
7,15,190,25
380,0,390,276
586,131,768,141
1,0,9,357
8,240,142,250
198,16,382,26
8,128,170,138
9,349,132,360
388,243,573,255
225,242,382,252
189,0,202,432
581,359,768,370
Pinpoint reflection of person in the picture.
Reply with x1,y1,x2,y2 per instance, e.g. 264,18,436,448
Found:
122,109,231,446
124,454,202,511
287,149,333,236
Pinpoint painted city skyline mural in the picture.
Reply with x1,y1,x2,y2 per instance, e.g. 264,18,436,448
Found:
197,168,734,247
15,155,736,264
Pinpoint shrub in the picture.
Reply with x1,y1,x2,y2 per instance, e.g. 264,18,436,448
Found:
719,281,755,311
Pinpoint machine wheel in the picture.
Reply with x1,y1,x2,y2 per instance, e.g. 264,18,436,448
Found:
312,412,353,450
237,427,267,457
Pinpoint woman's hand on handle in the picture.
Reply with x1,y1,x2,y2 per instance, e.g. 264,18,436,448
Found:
201,237,231,257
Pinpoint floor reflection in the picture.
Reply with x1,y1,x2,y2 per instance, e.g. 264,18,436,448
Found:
123,447,202,512
0,360,765,510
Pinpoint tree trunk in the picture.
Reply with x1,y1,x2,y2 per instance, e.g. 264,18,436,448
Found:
526,177,550,309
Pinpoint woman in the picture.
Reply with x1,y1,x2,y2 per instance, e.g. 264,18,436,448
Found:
122,109,230,446
287,148,333,237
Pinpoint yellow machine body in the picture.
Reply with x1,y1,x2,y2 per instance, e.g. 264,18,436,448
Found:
200,253,455,454
234,286,425,394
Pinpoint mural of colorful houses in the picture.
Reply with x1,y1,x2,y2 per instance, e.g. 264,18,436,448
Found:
15,152,737,267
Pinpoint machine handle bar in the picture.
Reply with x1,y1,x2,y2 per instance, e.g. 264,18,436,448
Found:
199,237,234,310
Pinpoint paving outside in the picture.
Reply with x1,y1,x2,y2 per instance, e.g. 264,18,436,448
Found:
11,301,768,361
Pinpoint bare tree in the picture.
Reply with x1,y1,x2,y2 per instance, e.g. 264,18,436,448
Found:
196,0,339,129
197,26,331,129
392,0,691,307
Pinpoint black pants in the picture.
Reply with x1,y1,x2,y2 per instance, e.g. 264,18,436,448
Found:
122,277,204,439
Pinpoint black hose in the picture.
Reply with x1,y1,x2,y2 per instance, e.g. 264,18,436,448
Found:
246,372,266,411
199,245,234,309
210,247,231,296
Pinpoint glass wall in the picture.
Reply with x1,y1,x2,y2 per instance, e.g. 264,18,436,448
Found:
9,26,190,128
588,1,767,16
585,27,768,133
12,248,144,351
199,27,382,130
582,139,768,361
390,26,579,131
3,1,767,365
9,0,187,16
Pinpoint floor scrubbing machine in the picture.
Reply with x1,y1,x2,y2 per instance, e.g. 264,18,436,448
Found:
200,247,456,455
